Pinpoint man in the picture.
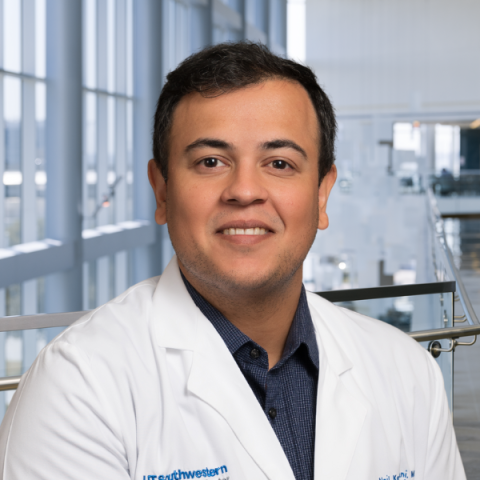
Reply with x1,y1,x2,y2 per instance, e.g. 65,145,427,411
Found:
0,43,464,479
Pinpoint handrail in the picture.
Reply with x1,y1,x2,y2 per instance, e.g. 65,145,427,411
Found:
408,324,480,342
0,311,87,332
316,281,455,303
0,376,21,392
0,281,457,333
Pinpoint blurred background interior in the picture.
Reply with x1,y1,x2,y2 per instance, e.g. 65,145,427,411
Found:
1,0,480,477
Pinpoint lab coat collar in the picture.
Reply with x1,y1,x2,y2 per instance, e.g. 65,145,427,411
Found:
153,257,355,376
153,256,199,351
307,292,354,376
153,257,367,480
307,292,368,480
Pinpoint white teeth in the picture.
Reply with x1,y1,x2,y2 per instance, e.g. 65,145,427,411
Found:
222,227,269,235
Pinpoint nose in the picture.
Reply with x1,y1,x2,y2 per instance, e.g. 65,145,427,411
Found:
220,162,268,206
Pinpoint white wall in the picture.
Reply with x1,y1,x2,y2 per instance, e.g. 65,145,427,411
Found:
306,0,480,118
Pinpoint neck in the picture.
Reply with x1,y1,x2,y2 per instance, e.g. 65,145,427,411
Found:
180,264,304,368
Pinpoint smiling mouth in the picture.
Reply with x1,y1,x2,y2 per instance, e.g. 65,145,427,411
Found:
222,227,269,236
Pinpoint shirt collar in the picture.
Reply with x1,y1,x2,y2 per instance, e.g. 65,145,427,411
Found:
281,287,319,369
181,272,319,370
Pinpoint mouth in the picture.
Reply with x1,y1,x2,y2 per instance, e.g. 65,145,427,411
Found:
222,227,269,236
216,221,273,236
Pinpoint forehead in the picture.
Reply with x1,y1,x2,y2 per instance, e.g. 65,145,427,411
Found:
169,79,319,149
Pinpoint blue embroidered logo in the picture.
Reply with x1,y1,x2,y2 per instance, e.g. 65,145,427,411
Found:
144,465,228,480
378,470,415,480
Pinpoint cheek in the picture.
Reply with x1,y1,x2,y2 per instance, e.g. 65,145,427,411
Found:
166,181,215,235
273,185,318,228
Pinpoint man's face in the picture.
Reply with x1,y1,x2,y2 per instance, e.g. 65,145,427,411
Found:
149,79,336,295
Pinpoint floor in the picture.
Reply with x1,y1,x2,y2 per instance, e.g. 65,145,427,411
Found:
451,219,480,479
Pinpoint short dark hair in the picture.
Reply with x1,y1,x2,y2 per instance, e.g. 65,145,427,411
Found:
153,42,336,184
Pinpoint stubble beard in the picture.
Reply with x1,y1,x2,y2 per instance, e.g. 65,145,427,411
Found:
169,211,319,305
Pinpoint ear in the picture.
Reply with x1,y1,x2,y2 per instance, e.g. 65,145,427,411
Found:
317,165,337,230
148,159,167,225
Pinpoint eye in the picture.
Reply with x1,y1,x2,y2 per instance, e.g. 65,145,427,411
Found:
271,160,290,170
201,157,225,168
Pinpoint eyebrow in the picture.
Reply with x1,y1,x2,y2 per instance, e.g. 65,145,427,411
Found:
184,137,308,159
185,138,234,153
261,139,307,159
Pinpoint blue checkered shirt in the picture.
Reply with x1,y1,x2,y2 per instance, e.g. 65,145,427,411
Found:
182,274,319,480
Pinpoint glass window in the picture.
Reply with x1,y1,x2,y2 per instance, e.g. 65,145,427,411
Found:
1,0,47,412
393,122,421,154
35,82,46,239
84,91,97,229
2,0,46,248
82,0,134,307
35,0,46,78
3,0,22,73
3,76,22,247
84,0,97,89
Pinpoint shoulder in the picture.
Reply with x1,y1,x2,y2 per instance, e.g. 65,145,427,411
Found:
0,282,166,478
55,276,161,352
28,276,163,395
6,276,164,428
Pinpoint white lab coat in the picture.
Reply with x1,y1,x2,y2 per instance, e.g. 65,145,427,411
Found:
0,257,465,480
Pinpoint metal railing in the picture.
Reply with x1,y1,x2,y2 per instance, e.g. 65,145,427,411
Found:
427,188,479,327
424,187,480,356
317,280,480,350
0,279,477,391
0,310,87,391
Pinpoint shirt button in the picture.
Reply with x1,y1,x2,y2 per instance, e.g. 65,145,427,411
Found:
268,407,277,419
250,348,260,359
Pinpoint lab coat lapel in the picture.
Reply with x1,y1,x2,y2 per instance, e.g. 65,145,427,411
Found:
308,294,368,480
154,257,295,480
188,325,295,480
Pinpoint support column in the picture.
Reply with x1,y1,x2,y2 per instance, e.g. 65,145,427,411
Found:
44,0,83,319
191,0,213,51
132,0,164,283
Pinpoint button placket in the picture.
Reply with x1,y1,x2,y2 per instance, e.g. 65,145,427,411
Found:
264,368,281,422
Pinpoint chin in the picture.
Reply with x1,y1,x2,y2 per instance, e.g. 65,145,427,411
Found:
176,243,306,296
218,269,274,291
209,258,302,295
